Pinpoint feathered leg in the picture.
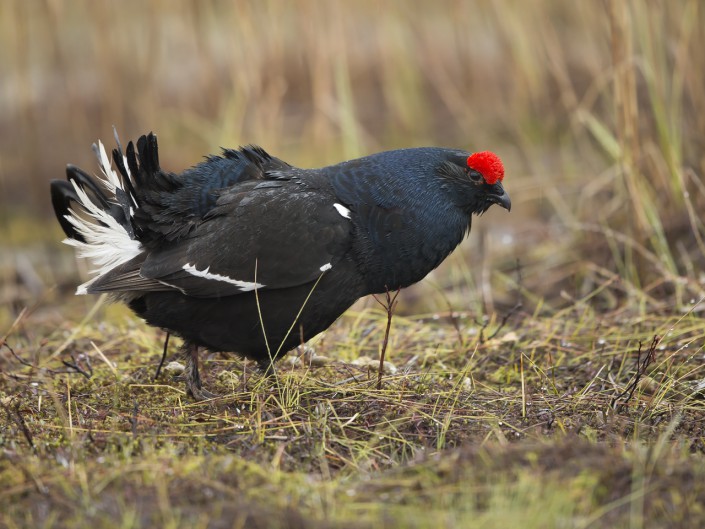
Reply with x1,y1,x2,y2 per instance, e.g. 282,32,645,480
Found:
179,342,218,401
257,358,277,377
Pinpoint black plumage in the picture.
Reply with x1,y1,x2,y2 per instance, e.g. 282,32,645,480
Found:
51,132,510,399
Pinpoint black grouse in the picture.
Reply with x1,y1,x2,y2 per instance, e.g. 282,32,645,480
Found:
51,132,510,399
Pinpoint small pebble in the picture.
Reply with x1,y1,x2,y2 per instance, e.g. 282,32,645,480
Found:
163,361,185,375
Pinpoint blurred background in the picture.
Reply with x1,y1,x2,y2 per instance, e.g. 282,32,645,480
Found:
1,0,704,324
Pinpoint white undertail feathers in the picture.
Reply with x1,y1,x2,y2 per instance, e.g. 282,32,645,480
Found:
64,140,142,295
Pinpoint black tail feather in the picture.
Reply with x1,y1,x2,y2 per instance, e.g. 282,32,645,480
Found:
51,136,151,244
110,136,139,240
50,179,85,242
65,164,113,210
51,132,225,249
137,133,161,176
112,145,139,208
125,140,142,189
51,164,128,242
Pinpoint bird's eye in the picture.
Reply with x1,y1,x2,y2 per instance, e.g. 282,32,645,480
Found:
467,169,484,183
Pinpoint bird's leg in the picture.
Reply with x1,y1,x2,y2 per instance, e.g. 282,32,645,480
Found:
257,358,277,378
152,331,170,381
179,342,218,401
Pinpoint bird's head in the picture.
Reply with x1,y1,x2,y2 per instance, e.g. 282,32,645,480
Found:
437,150,511,215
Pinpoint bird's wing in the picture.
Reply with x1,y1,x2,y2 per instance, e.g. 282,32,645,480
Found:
88,181,352,298
126,135,291,244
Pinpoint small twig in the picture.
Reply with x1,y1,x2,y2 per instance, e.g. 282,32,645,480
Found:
61,353,93,379
373,287,400,390
514,258,524,301
433,287,464,346
476,315,490,344
480,259,524,343
1,399,36,452
153,332,171,381
5,341,99,381
611,335,659,410
14,402,36,451
2,341,34,369
299,323,305,351
130,401,139,439
0,307,29,350
486,302,523,341
446,309,464,347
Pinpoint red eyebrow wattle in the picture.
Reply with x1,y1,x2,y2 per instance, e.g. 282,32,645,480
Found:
467,151,504,184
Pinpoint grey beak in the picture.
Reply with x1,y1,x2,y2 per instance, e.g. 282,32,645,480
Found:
490,187,511,212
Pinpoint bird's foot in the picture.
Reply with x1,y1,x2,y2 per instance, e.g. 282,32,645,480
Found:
178,342,220,401
186,382,219,401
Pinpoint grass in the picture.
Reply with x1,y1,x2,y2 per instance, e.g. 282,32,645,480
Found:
3,286,705,528
2,0,705,527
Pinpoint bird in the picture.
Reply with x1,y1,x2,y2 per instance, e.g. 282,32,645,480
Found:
51,131,510,399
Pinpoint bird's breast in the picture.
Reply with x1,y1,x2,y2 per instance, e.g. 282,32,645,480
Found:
353,206,468,293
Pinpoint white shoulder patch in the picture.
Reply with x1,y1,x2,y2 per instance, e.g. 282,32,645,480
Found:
333,203,351,219
182,263,264,291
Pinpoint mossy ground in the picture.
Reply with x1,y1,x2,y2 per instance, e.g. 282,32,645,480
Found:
3,273,705,528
